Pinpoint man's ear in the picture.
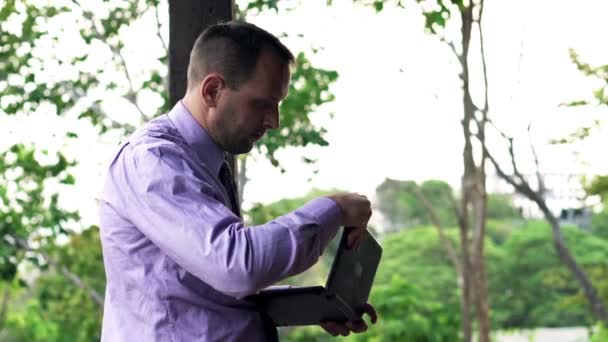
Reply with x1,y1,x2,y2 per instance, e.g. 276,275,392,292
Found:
200,73,225,107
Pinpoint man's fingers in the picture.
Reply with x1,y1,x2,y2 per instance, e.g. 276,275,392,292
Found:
354,231,367,250
347,227,367,250
363,303,378,324
346,320,368,333
320,322,350,336
347,229,357,248
349,228,368,250
320,322,339,336
352,235,362,251
322,318,370,336
330,192,372,228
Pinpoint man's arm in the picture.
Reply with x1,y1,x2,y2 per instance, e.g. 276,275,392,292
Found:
103,142,341,299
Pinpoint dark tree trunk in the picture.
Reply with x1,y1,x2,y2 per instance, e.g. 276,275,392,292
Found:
168,0,237,173
168,0,234,107
457,211,473,342
459,3,491,341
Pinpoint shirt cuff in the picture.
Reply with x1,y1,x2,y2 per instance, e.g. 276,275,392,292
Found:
299,197,342,250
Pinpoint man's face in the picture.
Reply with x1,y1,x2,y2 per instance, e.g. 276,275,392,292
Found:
208,50,290,154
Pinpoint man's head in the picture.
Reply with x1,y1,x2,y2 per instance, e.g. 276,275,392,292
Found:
184,21,294,154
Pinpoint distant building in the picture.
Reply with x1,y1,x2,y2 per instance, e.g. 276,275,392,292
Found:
559,207,592,230
487,172,596,229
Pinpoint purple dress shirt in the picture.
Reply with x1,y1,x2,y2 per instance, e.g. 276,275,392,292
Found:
98,102,342,341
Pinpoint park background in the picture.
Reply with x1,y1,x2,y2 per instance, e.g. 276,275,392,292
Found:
1,0,608,341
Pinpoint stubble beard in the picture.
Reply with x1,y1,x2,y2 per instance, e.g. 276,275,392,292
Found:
212,110,254,155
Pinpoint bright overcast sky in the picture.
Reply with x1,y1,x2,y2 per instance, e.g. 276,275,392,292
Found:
4,0,608,227
242,0,608,205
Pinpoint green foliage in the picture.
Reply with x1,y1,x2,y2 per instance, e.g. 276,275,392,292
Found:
591,209,608,240
486,193,522,220
255,52,338,170
0,144,78,282
568,49,608,107
552,49,607,144
346,0,465,34
358,276,460,342
3,227,104,342
247,188,338,225
416,0,463,34
280,220,608,340
586,175,608,201
248,189,345,286
378,226,506,315
485,219,519,246
376,178,521,232
3,301,61,342
490,221,608,328
418,180,458,225
0,0,156,135
0,2,71,115
283,277,461,342
343,0,406,12
281,326,327,341
236,0,340,171
375,178,457,230
1,2,159,303
375,179,422,230
283,226,469,341
591,323,608,342
7,0,608,340
2,0,338,339
241,0,280,15
584,175,608,240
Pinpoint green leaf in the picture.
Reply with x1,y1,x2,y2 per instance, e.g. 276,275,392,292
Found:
593,87,605,102
559,100,590,107
373,1,384,12
60,174,76,185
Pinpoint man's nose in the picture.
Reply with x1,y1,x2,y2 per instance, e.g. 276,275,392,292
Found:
263,108,279,130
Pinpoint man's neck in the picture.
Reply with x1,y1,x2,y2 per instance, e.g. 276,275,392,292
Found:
181,93,208,132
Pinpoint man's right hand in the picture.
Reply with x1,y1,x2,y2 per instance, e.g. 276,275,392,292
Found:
326,193,372,250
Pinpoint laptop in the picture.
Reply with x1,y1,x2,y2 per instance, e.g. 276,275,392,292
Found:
246,228,382,326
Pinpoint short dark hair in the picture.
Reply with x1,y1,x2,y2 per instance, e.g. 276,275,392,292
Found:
187,21,295,90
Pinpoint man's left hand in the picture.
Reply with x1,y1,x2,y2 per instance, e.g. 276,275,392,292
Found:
320,303,378,337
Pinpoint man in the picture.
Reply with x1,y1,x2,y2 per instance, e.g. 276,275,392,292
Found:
99,21,376,341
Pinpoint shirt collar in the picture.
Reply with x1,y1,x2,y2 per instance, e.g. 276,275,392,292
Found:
167,101,225,176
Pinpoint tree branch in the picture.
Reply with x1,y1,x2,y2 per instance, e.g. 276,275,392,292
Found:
527,123,546,196
115,50,148,122
409,186,462,277
154,3,168,56
477,0,489,116
414,0,464,70
70,0,149,123
487,119,526,185
439,34,465,70
482,133,608,326
10,234,104,307
474,0,490,256
450,194,466,232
